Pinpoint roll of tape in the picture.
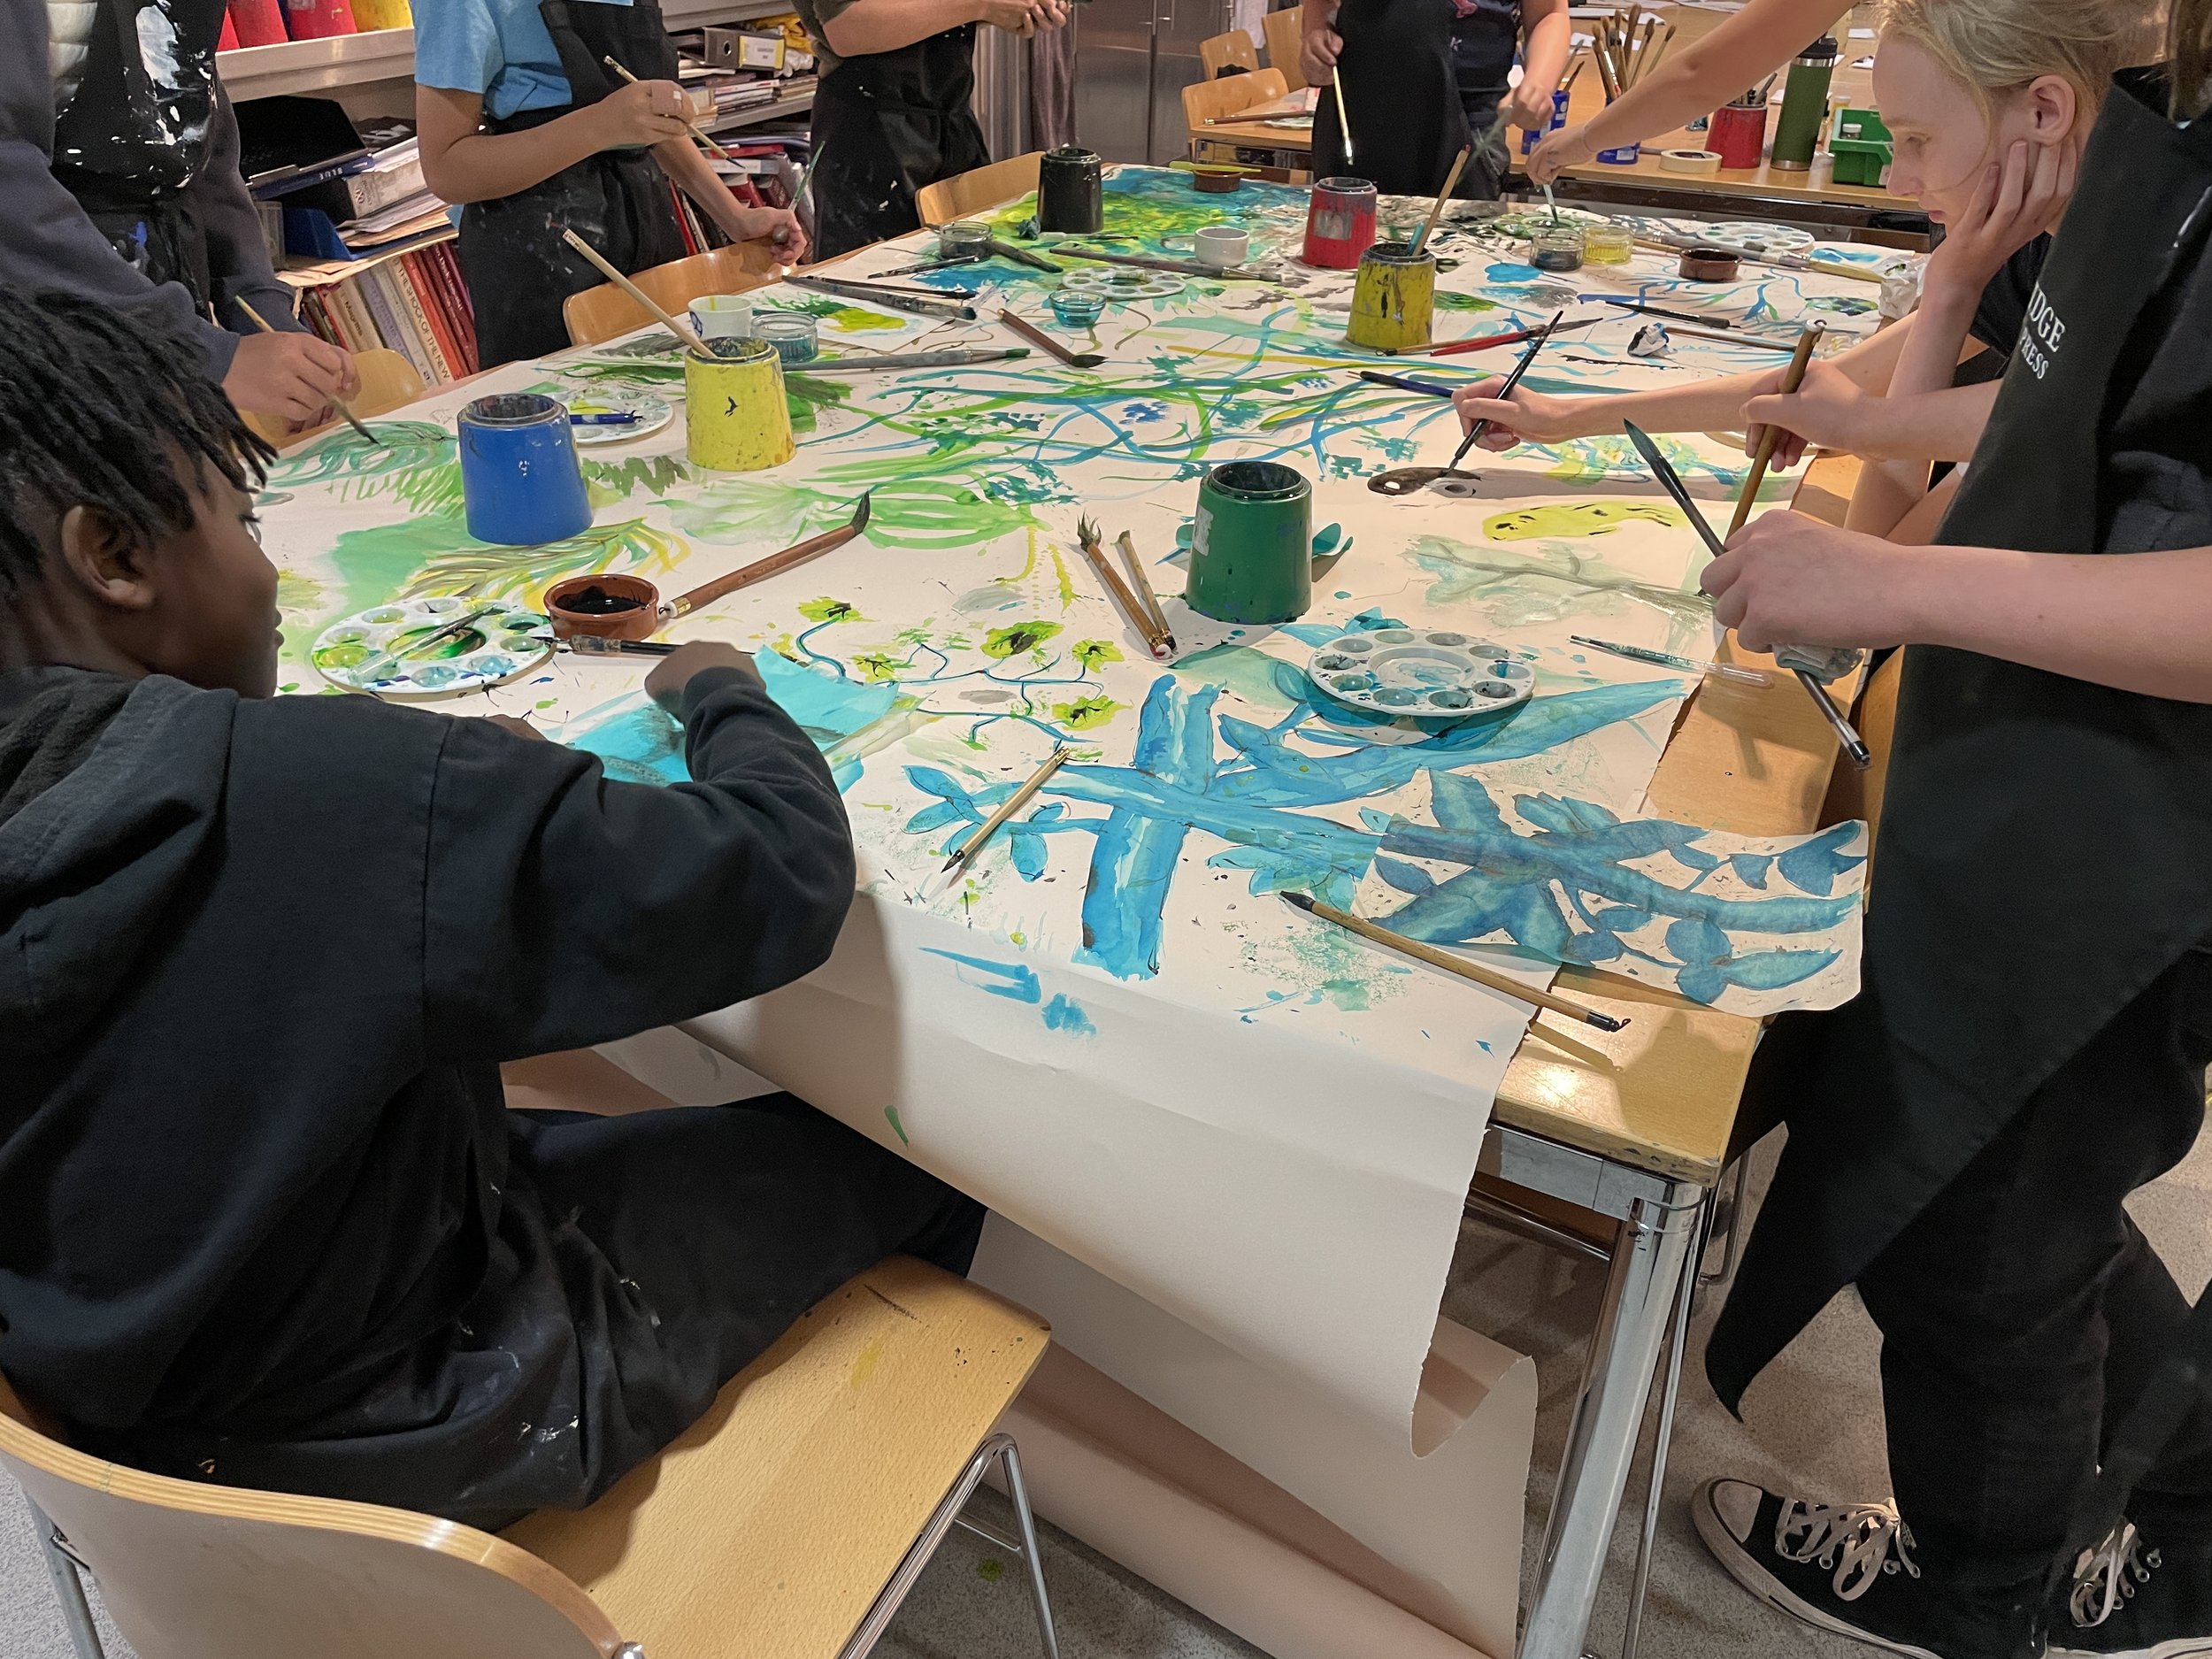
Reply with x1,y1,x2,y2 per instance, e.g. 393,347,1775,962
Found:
1660,148,1724,174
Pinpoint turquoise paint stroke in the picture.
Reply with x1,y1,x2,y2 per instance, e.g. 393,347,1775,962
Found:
921,948,1043,1003
1042,993,1096,1035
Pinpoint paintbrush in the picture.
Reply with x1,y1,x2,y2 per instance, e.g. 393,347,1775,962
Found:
1446,309,1562,472
1056,245,1259,280
943,748,1071,873
1620,421,1871,768
1332,63,1356,166
786,273,977,320
659,493,872,620
985,234,1063,273
1422,312,1600,357
790,142,827,210
1075,517,1171,657
563,635,682,657
560,228,710,353
871,251,988,278
1280,892,1628,1030
1632,232,1887,285
1000,309,1106,369
1598,296,1732,327
1116,530,1176,649
353,604,498,685
235,299,381,448
1410,144,1473,257
1357,369,1457,397
1728,322,1823,534
1571,634,1770,686
1647,320,1799,352
603,58,740,164
805,348,1032,373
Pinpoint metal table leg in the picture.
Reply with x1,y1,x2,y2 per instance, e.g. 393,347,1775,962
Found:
1618,1194,1715,1659
1517,1175,1705,1659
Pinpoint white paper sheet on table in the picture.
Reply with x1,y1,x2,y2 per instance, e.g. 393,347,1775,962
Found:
254,171,1880,1463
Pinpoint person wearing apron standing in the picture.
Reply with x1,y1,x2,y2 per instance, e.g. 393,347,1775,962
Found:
1681,44,2212,1659
0,0,357,424
415,0,805,369
1301,0,1568,198
793,0,1068,260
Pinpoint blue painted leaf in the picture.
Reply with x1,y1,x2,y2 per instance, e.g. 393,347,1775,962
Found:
1373,854,1436,896
1664,916,1732,968
906,765,973,803
1593,905,1653,934
1729,853,1773,889
1313,522,1346,556
1271,660,1317,705
1776,824,1867,896
1010,829,1048,880
1676,962,1729,1005
1716,948,1839,990
1028,802,1068,824
1562,928,1627,964
1670,845,1722,872
1357,807,1395,833
904,801,967,833
1427,769,1509,833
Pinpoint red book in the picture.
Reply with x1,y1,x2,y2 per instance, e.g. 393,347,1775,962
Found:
424,242,478,374
281,0,357,41
226,0,286,46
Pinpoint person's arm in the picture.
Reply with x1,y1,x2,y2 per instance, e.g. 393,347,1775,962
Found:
1502,0,1572,127
415,80,690,204
1703,516,2212,703
652,134,809,263
821,0,1050,60
420,645,859,1060
1452,313,1916,449
1298,0,1342,85
1527,0,1851,182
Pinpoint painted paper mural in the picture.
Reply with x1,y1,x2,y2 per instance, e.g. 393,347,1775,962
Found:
255,170,1882,1446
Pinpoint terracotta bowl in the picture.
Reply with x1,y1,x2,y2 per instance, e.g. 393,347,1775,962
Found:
542,572,663,641
1191,165,1246,194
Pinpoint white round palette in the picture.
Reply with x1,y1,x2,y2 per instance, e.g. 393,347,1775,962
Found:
1306,628,1535,718
312,596,553,698
566,390,673,446
1061,266,1183,300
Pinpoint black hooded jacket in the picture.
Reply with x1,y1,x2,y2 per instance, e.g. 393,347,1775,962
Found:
0,664,854,1437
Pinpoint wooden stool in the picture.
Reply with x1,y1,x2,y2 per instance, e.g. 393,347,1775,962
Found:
4,1256,1057,1659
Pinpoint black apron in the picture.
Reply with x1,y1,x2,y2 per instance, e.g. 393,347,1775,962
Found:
1311,0,1469,199
1448,0,1516,199
809,26,991,259
49,0,228,306
1708,67,2212,1410
457,0,690,368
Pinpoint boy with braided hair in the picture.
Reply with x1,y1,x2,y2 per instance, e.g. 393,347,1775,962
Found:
0,289,983,1525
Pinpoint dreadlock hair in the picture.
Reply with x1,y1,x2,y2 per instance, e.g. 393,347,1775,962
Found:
0,288,274,602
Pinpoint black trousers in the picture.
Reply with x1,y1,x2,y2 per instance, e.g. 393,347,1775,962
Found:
1856,943,2212,1594
119,1096,984,1528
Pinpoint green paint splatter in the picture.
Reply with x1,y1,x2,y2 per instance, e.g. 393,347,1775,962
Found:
984,620,1062,658
976,1559,1005,1583
1071,638,1122,670
584,453,688,506
885,1105,910,1146
853,652,904,681
1050,694,1122,730
1050,548,1079,608
1317,977,1371,1011
757,297,906,334
799,596,862,623
1434,291,1502,312
275,572,324,614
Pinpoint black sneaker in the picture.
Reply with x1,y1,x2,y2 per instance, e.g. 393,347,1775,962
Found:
1693,1478,2039,1659
2049,1522,2212,1659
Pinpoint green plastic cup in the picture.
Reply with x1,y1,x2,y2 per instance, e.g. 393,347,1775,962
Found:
1187,462,1316,626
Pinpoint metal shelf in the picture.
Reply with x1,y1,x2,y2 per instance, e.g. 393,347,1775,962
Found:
703,86,816,132
219,2,807,100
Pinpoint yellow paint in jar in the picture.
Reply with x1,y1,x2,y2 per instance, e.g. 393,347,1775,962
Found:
684,340,795,472
1347,240,1437,351
1583,223,1635,265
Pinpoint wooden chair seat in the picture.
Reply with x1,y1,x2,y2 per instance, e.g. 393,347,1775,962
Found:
912,152,1044,227
2,1256,1051,1659
1180,67,1291,138
564,242,785,348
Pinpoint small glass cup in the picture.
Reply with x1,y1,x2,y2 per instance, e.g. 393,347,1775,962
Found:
1581,223,1634,265
1048,288,1106,326
1530,225,1586,273
752,311,819,365
938,221,991,257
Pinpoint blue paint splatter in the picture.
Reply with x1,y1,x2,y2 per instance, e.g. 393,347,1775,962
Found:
922,948,1042,1003
1041,993,1096,1035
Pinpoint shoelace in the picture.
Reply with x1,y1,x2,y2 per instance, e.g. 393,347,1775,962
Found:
1775,1498,1923,1602
2069,1523,2161,1630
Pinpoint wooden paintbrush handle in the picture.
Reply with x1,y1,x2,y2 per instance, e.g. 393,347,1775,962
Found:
1307,896,1622,1028
1727,324,1823,536
1078,537,1169,657
997,309,1080,366
561,229,710,355
666,524,864,617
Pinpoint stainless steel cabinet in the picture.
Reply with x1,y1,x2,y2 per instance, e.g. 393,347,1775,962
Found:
1072,0,1240,164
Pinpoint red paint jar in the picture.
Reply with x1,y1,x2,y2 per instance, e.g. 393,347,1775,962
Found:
1710,102,1770,170
1302,177,1379,269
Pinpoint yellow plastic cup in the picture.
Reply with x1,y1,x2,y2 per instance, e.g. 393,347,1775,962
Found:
684,340,795,472
1347,241,1437,352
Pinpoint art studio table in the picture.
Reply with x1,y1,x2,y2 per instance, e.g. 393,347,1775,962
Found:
256,168,1887,1659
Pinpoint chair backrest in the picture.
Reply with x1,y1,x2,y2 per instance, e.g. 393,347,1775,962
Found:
912,150,1045,227
1180,66,1290,133
563,242,782,348
246,346,426,451
1261,7,1306,88
0,1374,613,1659
1199,28,1260,76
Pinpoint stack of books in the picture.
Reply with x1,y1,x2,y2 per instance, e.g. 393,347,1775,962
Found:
283,242,478,386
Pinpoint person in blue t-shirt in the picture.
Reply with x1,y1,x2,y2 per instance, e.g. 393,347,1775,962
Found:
414,0,805,367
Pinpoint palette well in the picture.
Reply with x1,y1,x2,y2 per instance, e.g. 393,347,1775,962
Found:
312,597,553,697
1305,629,1535,718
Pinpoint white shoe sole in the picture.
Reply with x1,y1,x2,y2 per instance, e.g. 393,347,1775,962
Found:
1691,1480,1946,1659
2049,1639,2212,1659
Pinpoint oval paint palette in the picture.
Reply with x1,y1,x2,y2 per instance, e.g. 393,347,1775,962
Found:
312,596,554,698
1306,629,1535,718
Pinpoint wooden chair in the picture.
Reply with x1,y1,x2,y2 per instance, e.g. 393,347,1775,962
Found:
564,241,784,348
1198,27,1260,77
1180,66,1291,142
5,1257,1059,1659
1261,7,1307,89
242,346,424,452
912,151,1044,227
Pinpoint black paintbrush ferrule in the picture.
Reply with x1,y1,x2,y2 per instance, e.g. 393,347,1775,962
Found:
1448,309,1563,471
1621,422,1728,557
1279,890,1318,913
1358,371,1455,398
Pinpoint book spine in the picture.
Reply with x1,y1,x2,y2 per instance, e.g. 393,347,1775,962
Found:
379,265,447,382
348,0,410,25
426,242,479,374
398,254,459,383
332,279,380,357
355,269,425,380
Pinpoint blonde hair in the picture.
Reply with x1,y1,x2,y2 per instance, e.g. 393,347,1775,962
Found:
1878,0,2146,119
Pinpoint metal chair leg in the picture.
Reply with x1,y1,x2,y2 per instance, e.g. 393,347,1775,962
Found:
1619,1195,1713,1659
836,1432,1060,1659
29,1502,104,1659
1697,1154,1755,1289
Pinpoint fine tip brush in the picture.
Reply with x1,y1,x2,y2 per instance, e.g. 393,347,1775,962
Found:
942,748,1070,873
235,299,381,449
603,57,739,165
560,227,710,354
1410,144,1473,257
1279,891,1629,1032
1620,420,1872,769
1446,309,1563,472
1332,60,1355,167
1116,529,1177,653
1727,321,1824,535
